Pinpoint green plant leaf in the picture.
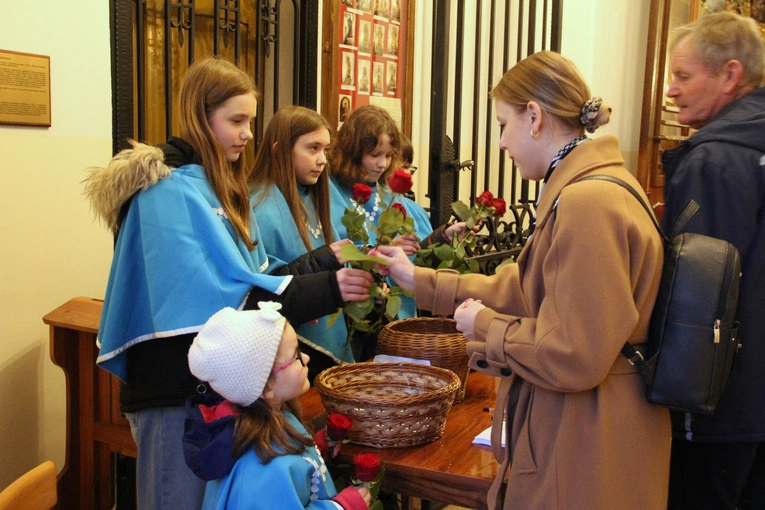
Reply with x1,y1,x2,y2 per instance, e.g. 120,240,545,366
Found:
385,294,401,318
340,244,389,265
352,320,374,333
433,243,455,261
345,299,374,321
452,200,470,220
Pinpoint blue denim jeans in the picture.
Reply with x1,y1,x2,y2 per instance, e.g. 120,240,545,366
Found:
126,407,206,510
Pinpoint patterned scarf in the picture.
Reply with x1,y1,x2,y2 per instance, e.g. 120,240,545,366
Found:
543,133,589,183
528,134,589,238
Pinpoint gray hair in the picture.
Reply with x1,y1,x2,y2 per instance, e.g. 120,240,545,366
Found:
670,11,765,88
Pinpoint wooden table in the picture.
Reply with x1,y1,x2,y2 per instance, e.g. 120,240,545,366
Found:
45,297,502,510
300,371,500,509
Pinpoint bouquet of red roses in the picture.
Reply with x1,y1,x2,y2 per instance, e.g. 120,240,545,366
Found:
414,190,506,274
331,169,416,345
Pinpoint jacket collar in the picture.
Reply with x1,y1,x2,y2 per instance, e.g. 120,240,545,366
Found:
516,135,624,270
533,135,624,236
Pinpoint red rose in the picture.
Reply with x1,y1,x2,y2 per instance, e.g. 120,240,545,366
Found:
391,203,408,219
353,454,382,482
476,190,494,207
352,183,373,205
388,168,414,194
326,413,353,442
492,198,507,216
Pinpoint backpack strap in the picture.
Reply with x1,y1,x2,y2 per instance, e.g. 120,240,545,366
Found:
576,175,699,243
574,175,695,372
576,175,669,243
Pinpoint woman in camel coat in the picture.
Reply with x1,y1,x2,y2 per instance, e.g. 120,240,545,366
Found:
375,51,670,509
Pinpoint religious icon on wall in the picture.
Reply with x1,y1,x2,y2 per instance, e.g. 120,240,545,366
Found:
387,24,399,56
358,59,371,95
386,62,397,95
359,20,371,54
357,0,372,13
339,94,352,123
342,11,356,46
391,0,401,22
373,24,385,56
373,61,384,95
374,0,390,19
341,51,355,88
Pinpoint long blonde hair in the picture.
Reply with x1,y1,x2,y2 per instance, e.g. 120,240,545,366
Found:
328,105,402,189
490,51,610,133
178,57,259,250
250,106,334,251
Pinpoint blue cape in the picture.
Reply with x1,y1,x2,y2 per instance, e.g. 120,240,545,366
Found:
252,186,352,362
97,164,291,380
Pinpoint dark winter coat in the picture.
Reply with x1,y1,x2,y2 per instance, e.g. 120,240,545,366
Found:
662,86,765,442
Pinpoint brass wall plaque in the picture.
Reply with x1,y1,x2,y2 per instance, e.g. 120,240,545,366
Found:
0,49,51,127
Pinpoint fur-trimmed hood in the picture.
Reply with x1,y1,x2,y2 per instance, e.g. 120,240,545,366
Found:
83,140,174,235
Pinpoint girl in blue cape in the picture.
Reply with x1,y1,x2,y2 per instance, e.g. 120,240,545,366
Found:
327,105,464,359
250,106,355,382
84,57,373,509
187,304,371,510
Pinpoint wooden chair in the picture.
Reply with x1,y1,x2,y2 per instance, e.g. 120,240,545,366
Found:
0,461,57,510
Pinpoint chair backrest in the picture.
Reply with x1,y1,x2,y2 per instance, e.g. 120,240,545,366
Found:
0,461,57,510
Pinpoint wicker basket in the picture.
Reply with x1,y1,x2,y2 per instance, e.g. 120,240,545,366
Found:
377,318,470,402
314,362,460,448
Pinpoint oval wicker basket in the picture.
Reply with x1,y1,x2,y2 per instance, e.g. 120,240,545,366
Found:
377,317,470,402
314,362,460,448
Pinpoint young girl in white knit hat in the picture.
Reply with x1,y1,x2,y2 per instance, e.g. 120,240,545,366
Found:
186,302,371,510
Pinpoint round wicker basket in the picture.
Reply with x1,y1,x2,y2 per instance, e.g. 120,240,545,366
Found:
314,362,460,448
377,317,470,401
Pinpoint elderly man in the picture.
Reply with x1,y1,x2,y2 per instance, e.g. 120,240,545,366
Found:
662,11,765,510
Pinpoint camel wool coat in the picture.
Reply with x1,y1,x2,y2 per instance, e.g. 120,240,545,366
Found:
414,136,671,509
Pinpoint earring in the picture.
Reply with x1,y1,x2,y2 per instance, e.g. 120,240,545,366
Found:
530,129,540,139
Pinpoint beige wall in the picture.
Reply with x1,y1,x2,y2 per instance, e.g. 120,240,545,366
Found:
0,2,113,488
562,0,650,174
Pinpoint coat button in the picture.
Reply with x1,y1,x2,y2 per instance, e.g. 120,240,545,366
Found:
500,368,511,377
477,360,488,369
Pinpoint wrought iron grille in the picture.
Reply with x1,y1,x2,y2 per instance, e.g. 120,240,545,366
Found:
428,0,563,274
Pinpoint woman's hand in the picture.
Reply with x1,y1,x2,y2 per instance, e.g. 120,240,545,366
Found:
391,234,420,256
454,298,485,340
369,245,416,292
336,268,375,302
329,238,353,264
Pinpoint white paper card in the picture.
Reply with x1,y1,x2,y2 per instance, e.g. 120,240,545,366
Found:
473,421,507,447
372,354,431,365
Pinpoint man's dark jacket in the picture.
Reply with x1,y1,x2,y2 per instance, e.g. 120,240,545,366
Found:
662,86,765,442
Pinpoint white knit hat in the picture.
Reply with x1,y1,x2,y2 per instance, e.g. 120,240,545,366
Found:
188,302,286,406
